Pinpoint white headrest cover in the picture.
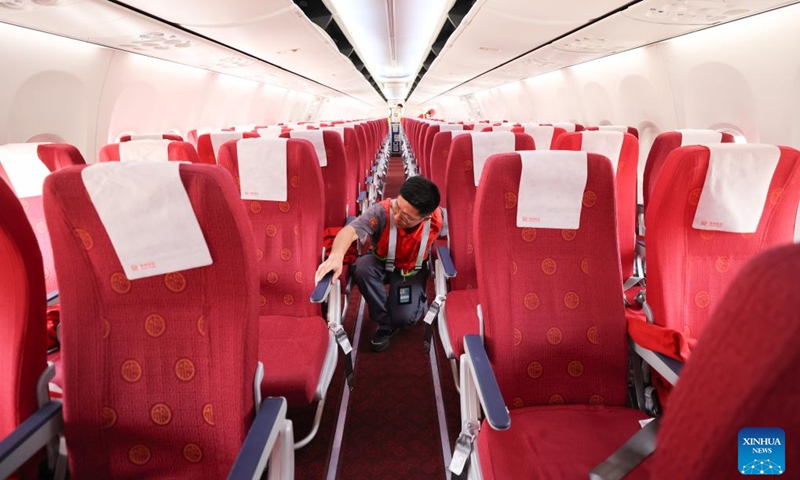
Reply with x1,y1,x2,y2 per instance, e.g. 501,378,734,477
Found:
81,162,212,280
678,129,723,146
236,138,288,201
580,131,625,175
255,126,283,138
119,140,171,162
522,126,556,151
0,143,50,198
439,124,463,132
517,151,588,229
290,130,327,167
210,132,245,162
129,134,164,140
693,144,780,233
325,126,346,141
471,132,516,186
597,125,629,133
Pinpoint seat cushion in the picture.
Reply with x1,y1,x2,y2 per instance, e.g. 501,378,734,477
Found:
477,405,653,480
259,315,330,405
443,288,480,358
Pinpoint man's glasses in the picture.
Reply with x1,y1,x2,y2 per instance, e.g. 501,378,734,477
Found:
391,199,423,224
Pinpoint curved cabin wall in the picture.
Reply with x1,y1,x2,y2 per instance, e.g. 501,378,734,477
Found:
0,22,373,163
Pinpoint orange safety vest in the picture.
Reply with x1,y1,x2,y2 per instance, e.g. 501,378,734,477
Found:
373,199,443,275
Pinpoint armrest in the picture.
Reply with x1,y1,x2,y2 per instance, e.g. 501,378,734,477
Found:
0,402,63,479
357,191,366,203
310,272,333,303
436,245,457,278
632,342,683,386
227,397,289,480
589,418,659,480
463,335,510,430
46,290,59,307
366,175,373,184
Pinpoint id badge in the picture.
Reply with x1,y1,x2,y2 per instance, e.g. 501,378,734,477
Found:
397,285,412,305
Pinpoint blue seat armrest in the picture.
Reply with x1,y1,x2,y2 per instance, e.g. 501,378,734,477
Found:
357,191,366,203
0,402,63,479
310,271,333,303
436,245,457,278
227,397,287,480
632,342,683,386
464,335,510,430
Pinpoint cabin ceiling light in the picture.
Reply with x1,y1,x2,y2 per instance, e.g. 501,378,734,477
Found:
326,0,451,98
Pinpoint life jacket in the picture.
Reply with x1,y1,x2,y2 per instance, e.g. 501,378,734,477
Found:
373,199,443,275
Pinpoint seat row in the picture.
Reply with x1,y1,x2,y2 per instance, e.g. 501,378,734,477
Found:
0,120,390,478
394,120,800,477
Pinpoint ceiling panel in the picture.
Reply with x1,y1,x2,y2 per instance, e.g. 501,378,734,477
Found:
411,0,799,106
0,0,383,106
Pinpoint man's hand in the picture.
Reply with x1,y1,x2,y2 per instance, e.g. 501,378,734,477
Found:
315,252,344,284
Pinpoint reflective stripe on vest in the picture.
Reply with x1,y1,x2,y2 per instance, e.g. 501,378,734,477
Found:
386,208,431,276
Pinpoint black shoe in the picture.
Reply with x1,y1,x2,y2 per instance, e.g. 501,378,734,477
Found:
370,327,398,352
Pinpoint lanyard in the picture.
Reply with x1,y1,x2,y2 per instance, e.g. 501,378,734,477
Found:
386,206,431,276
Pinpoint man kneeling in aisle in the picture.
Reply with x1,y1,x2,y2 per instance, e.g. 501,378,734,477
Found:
315,176,446,352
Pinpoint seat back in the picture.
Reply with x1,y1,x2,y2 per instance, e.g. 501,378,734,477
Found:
445,132,535,290
474,152,628,408
642,130,734,209
283,130,347,227
429,131,463,207
0,180,46,453
644,144,800,352
44,163,259,479
0,143,86,294
655,244,800,478
217,138,324,317
510,125,567,150
325,126,359,217
586,125,639,138
99,141,200,164
196,132,259,164
554,131,639,279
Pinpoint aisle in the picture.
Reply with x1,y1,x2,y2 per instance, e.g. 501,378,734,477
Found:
333,156,449,479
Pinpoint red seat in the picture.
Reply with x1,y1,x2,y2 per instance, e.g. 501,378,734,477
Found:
436,132,534,362
652,244,800,478
283,130,349,228
628,144,800,364
592,244,800,478
43,162,291,478
217,138,339,448
0,143,86,296
554,131,639,281
196,132,258,164
98,141,200,163
510,125,567,150
460,151,651,480
0,180,47,479
642,130,734,212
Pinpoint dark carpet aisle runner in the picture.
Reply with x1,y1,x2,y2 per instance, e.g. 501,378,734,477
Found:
333,156,452,479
